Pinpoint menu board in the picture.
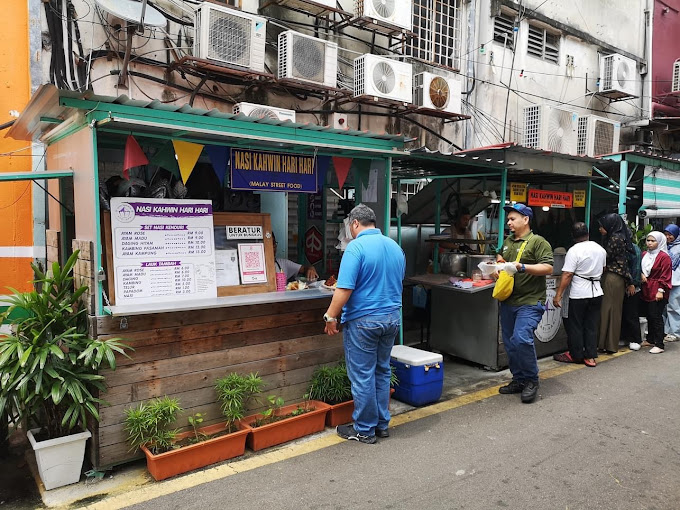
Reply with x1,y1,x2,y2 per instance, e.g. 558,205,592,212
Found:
111,198,217,305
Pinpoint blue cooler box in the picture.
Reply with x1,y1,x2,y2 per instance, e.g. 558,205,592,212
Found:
390,345,443,406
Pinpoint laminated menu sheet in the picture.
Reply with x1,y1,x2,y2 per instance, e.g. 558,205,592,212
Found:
111,197,217,305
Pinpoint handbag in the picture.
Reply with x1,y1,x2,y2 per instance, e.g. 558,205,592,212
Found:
492,236,531,301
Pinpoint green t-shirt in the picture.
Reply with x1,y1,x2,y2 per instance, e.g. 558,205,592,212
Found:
498,231,554,306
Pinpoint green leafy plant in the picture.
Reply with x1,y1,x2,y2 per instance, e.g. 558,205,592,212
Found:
214,372,263,433
187,412,207,444
308,360,398,406
629,222,653,250
124,396,182,454
0,251,131,440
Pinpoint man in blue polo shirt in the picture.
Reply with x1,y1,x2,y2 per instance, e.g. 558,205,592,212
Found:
323,204,405,444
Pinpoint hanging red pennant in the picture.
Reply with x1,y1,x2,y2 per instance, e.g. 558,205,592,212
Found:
123,135,149,180
332,157,353,191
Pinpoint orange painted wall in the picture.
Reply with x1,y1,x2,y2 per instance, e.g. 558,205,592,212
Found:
0,1,33,291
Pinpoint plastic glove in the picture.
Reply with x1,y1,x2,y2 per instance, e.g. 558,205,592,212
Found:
501,262,518,275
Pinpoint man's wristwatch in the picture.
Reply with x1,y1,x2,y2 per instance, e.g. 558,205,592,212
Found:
323,313,337,323
520,264,526,273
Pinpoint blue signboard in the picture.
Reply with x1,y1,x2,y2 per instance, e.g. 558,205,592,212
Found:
231,148,318,193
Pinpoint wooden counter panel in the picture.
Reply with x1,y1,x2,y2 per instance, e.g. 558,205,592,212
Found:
96,297,331,335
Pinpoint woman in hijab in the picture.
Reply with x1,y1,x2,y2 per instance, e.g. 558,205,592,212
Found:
662,224,680,342
639,232,672,353
598,213,633,353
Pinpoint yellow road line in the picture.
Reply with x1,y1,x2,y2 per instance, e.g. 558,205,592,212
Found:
83,350,629,510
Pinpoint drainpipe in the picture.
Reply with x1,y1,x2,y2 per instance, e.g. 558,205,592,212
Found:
619,160,628,217
464,0,477,150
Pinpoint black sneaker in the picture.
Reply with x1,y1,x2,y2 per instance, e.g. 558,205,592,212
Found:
499,380,525,394
375,428,389,438
337,424,376,444
521,380,539,403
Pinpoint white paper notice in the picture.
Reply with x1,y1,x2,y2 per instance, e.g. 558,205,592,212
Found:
215,249,240,286
237,243,267,284
111,197,217,305
361,167,378,203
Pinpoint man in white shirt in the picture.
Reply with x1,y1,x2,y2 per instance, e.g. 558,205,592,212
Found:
272,232,319,281
553,222,607,367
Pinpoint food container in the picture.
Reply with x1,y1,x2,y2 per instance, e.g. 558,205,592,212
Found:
467,255,495,276
440,253,468,275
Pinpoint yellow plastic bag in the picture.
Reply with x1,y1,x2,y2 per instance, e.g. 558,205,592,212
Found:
492,271,515,301
492,236,531,301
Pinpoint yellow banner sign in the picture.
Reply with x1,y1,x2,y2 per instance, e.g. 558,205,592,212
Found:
510,182,527,202
573,190,586,207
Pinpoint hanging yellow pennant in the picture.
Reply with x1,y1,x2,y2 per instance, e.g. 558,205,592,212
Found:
172,140,204,183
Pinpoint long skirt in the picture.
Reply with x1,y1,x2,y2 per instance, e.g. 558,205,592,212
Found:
664,286,680,336
598,271,625,352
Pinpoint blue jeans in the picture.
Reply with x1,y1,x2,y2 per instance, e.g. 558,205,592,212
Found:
343,310,400,436
499,303,544,383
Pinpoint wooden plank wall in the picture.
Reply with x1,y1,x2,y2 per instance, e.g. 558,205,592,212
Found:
46,230,60,267
90,296,341,469
72,240,96,315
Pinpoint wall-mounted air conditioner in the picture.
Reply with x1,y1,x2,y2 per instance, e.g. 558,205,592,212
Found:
599,53,637,97
355,0,412,31
233,102,296,122
194,3,267,72
672,59,680,92
353,54,412,103
278,31,338,88
414,72,462,114
577,115,620,157
523,104,578,155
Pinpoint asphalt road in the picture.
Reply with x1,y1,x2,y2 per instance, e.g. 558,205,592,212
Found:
121,347,680,510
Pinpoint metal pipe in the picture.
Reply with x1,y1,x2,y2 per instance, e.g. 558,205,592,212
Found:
619,160,628,215
434,180,441,274
497,168,508,252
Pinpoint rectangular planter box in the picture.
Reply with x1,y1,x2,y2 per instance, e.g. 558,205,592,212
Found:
141,421,249,481
241,400,330,451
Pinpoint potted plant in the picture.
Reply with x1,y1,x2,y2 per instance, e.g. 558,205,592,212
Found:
125,373,262,481
0,252,130,490
240,393,330,452
308,360,399,427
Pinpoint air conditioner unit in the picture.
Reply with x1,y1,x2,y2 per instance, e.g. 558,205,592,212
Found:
672,59,680,92
278,31,338,88
353,54,412,103
577,115,621,157
414,72,462,114
355,0,412,31
599,53,637,96
233,102,296,122
523,104,578,155
194,3,267,72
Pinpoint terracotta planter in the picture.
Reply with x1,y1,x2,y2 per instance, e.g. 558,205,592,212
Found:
325,388,396,427
241,401,330,451
141,421,249,481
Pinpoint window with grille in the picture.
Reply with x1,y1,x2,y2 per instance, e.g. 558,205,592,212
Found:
493,12,515,49
527,24,560,64
407,0,461,70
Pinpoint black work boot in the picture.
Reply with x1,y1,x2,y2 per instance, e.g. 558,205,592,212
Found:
520,380,539,403
499,380,525,394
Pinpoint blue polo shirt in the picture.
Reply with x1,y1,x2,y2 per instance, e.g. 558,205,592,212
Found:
336,228,405,322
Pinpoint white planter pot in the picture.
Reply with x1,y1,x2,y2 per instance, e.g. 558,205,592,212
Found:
27,428,91,490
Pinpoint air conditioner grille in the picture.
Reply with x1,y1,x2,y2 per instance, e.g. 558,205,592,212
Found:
372,61,396,95
207,10,252,67
371,0,396,18
577,116,588,155
292,34,325,82
593,120,615,156
673,60,680,92
602,56,614,91
429,77,450,109
524,105,541,149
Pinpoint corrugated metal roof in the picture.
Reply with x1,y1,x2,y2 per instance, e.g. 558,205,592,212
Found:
7,85,406,144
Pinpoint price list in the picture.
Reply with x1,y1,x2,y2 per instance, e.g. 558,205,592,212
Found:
111,198,217,306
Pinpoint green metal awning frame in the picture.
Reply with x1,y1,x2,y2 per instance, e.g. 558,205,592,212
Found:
7,85,407,317
0,170,73,182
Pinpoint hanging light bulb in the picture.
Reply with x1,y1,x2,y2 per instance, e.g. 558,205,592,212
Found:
542,206,550,212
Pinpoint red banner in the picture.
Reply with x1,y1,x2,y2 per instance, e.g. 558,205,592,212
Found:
527,189,573,208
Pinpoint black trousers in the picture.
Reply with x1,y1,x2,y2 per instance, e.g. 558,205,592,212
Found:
642,299,668,349
567,296,603,360
620,292,641,343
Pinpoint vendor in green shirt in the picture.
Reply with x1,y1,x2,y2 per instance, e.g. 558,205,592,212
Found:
494,203,553,404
